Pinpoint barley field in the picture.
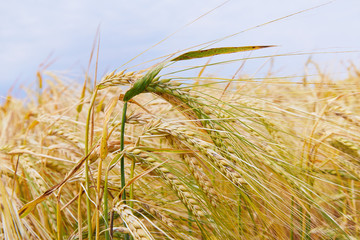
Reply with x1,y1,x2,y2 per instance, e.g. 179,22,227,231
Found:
1,42,360,240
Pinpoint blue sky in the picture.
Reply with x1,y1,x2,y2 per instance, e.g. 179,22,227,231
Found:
1,0,359,97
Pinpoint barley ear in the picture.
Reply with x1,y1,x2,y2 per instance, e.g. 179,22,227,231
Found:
123,62,167,102
114,203,155,240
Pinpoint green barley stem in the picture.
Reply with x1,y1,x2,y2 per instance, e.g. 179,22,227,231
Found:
290,196,295,240
305,211,311,240
57,185,65,240
188,210,193,236
120,101,130,240
238,190,243,238
85,87,98,240
104,152,123,240
103,170,110,240
129,159,135,209
129,159,135,240
95,157,103,240
78,185,83,240
56,193,61,240
84,148,92,239
120,101,127,202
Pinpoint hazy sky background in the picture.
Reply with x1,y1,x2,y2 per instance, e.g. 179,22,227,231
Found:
1,0,359,98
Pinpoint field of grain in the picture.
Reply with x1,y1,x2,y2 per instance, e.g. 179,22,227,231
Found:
1,46,360,240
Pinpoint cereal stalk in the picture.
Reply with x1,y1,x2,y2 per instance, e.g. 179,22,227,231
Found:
84,87,99,240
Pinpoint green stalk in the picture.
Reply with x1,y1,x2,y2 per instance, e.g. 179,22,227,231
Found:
104,153,122,240
120,101,128,202
78,185,83,240
103,171,110,240
85,87,99,240
95,157,103,240
238,190,243,238
129,159,135,209
305,211,311,240
188,210,193,236
56,194,62,240
129,158,136,240
57,185,65,240
290,196,295,240
120,101,130,240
